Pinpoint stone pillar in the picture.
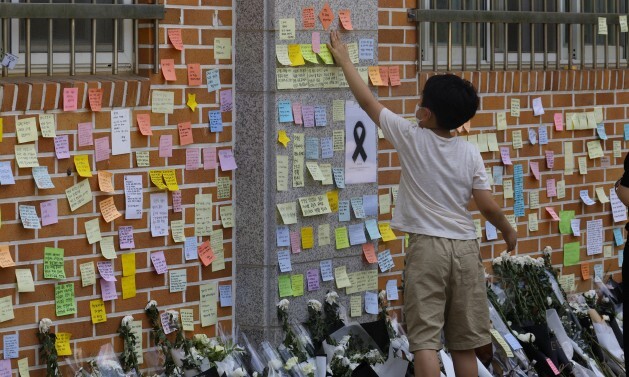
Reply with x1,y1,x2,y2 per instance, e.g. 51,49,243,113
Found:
234,0,379,344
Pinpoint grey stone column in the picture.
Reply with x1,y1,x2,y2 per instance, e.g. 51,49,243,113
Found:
234,0,379,345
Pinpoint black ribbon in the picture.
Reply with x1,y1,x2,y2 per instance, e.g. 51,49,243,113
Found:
352,121,367,162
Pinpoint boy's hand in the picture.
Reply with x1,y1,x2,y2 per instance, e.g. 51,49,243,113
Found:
327,30,351,66
503,228,517,251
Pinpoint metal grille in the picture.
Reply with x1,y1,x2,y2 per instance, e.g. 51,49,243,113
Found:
408,0,629,71
0,1,164,77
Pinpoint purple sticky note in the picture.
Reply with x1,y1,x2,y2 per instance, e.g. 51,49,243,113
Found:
290,231,301,254
203,147,218,170
0,358,12,376
172,190,182,213
118,226,135,249
40,199,58,226
312,32,320,53
220,89,233,112
306,269,320,291
218,149,237,171
185,148,200,170
97,261,116,281
302,106,315,127
151,250,168,274
78,122,94,146
100,279,118,301
94,136,110,162
159,135,173,158
54,135,70,159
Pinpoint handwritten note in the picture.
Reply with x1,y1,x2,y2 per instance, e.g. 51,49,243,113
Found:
55,282,76,316
111,108,131,155
63,87,78,111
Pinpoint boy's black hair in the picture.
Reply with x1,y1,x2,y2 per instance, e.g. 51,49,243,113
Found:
421,74,479,131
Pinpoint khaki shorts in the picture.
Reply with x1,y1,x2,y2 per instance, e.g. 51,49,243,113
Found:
404,233,490,352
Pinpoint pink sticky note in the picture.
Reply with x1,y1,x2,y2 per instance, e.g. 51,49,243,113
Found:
94,136,110,162
100,279,118,301
529,161,540,180
186,148,200,170
546,358,560,376
545,150,555,169
218,149,237,171
151,251,168,274
203,147,218,169
545,207,560,221
546,178,557,197
292,102,303,125
119,226,135,249
553,113,563,131
78,122,93,146
63,87,78,111
172,191,182,213
159,135,173,158
302,106,315,127
178,122,194,146
54,135,70,159
306,269,320,291
312,32,321,53
40,199,58,226
290,231,301,253
97,261,116,281
499,147,512,165
220,89,233,112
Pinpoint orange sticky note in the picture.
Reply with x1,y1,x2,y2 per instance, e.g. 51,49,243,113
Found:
99,197,122,223
388,66,401,86
178,122,194,146
161,59,177,81
378,66,389,87
368,66,383,86
63,87,78,111
581,263,590,280
187,63,202,86
198,240,216,266
0,245,15,268
319,2,334,30
168,29,184,50
88,88,103,112
338,9,353,30
362,243,377,264
136,114,152,136
302,7,315,29
98,171,114,193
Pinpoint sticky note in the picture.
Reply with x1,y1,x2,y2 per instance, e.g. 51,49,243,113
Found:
598,17,608,35
302,6,315,28
88,88,103,112
319,2,334,30
63,87,78,111
187,63,202,86
55,282,76,316
214,37,232,59
291,274,304,296
510,98,520,117
278,275,293,297
90,299,107,324
55,332,72,356
80,262,96,287
44,247,65,279
187,93,198,112
334,266,351,289
15,144,39,168
16,117,38,144
206,68,221,92
198,240,216,266
350,295,361,317
279,18,295,40
563,242,580,266
99,197,122,223
178,121,194,146
168,28,184,50
169,269,187,293
378,223,397,241
151,90,175,114
338,9,353,30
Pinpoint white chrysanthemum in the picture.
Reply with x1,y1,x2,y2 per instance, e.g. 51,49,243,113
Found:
268,359,282,370
602,315,610,322
543,246,552,253
341,357,350,367
252,372,259,377
302,362,315,374
378,290,386,301
390,338,403,349
516,333,535,343
39,318,53,333
284,357,299,370
536,257,545,266
326,291,339,305
145,300,158,310
339,335,351,347
277,299,290,311
213,344,225,353
308,299,322,312
231,367,246,377
492,256,502,265
584,290,597,300
602,296,610,303
121,315,134,329
334,345,345,355
546,297,552,306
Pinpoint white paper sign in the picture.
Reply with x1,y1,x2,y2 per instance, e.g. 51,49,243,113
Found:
111,108,131,155
150,193,169,237
124,175,143,220
344,101,377,184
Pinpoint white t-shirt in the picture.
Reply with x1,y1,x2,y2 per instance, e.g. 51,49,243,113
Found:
379,108,490,240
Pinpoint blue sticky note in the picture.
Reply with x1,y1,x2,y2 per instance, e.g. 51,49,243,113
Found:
276,226,290,247
338,200,350,222
209,110,223,132
219,285,233,307
538,125,548,145
184,237,198,261
365,219,381,240
624,124,629,141
620,250,624,267
321,137,333,159
305,137,319,160
514,199,525,217
362,195,378,216
593,264,604,280
596,124,608,140
614,228,624,246
492,166,503,185
314,106,327,127
206,68,221,92
332,167,345,188
278,100,294,123
348,223,367,246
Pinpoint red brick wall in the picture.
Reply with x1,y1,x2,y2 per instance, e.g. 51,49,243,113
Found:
0,0,235,374
377,0,627,323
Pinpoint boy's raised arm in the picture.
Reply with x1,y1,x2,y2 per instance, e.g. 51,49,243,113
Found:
328,30,384,126
473,189,517,251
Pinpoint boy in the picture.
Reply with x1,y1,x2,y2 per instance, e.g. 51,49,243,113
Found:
327,31,517,377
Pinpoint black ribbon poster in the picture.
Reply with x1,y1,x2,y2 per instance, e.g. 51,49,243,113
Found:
345,101,377,184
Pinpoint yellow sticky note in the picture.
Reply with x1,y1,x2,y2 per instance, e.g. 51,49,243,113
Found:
18,357,30,377
74,155,92,177
39,114,56,138
512,130,523,149
100,236,117,259
333,100,345,122
194,194,213,236
55,332,72,356
277,202,297,224
347,42,359,64
378,223,397,242
335,227,350,249
16,117,38,143
326,190,339,212
16,269,35,292
15,144,39,168
85,218,102,245
318,224,330,246
219,206,234,228
180,309,194,331
278,130,291,147
306,161,324,181
66,179,92,212
136,151,150,167
496,112,507,130
151,90,175,114
368,66,383,86
162,169,179,191
187,93,198,112
578,157,588,175
279,18,296,40
317,44,334,64
334,266,352,289
149,170,167,190
528,213,538,232
587,140,604,159
171,219,186,242
80,262,96,287
350,295,361,317
214,38,232,59
276,45,292,66
291,274,304,296
288,44,305,66
199,282,218,327
510,98,520,117
300,44,318,64
90,299,107,324
121,253,136,276
0,296,14,322
301,227,314,249
121,275,136,299
596,187,610,203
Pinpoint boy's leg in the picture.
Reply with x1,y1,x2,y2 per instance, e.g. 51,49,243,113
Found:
450,350,478,377
413,350,441,377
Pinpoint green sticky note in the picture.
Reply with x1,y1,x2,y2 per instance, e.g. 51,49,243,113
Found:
44,247,66,279
335,227,350,249
291,274,304,297
559,211,575,234
278,274,293,298
563,242,580,266
55,282,77,316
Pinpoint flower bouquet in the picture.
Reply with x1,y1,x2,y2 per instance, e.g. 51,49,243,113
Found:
145,300,182,376
37,318,61,377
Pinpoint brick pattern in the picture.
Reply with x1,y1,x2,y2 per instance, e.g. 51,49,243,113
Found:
0,0,235,374
377,0,626,323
